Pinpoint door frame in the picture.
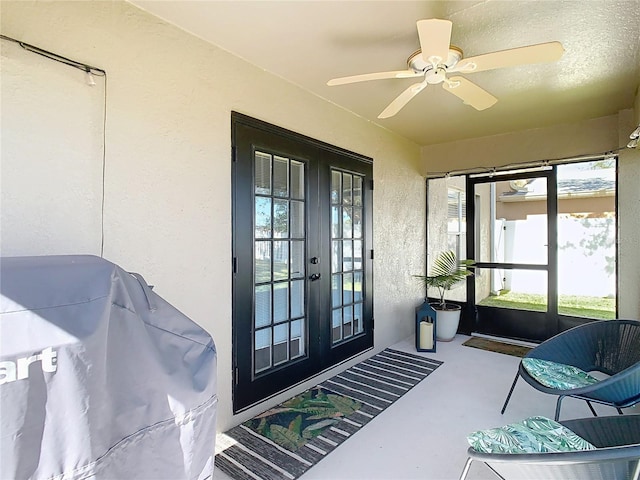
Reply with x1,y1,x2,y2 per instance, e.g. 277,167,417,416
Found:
458,160,618,342
465,168,557,341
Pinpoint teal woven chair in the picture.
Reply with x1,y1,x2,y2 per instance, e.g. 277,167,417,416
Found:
460,415,640,480
501,319,640,421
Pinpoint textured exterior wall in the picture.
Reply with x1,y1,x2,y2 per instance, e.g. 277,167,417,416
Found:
1,1,424,431
1,43,104,255
421,115,620,176
618,110,640,318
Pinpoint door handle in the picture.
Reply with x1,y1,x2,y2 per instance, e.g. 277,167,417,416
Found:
309,273,321,281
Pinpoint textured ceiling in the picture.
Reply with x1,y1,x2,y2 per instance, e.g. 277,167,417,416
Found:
131,0,640,146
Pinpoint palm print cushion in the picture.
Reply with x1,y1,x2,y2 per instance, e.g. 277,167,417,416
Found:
522,358,600,390
467,416,596,454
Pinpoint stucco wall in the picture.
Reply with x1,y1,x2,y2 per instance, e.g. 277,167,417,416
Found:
422,113,640,320
1,43,104,255
635,87,640,125
618,110,640,318
0,1,425,431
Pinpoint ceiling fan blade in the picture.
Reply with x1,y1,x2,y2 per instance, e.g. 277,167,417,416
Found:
327,70,422,86
450,41,564,74
417,19,452,66
378,81,427,118
442,76,497,110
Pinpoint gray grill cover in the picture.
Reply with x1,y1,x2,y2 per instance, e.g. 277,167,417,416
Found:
0,255,217,480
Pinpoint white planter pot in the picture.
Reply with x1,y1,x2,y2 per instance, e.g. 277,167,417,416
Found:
433,305,461,342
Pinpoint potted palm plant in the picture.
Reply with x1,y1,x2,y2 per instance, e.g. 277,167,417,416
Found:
415,250,475,341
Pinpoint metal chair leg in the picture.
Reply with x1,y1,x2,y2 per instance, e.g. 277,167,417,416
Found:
501,372,520,415
554,395,565,421
631,458,640,480
586,400,598,417
459,457,473,480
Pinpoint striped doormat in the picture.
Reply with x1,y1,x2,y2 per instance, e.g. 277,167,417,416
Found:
215,348,442,480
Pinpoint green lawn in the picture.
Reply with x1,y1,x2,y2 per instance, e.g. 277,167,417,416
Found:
478,292,615,320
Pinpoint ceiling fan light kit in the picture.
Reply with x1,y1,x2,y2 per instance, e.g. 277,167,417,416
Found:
406,45,463,73
628,125,640,149
327,18,564,119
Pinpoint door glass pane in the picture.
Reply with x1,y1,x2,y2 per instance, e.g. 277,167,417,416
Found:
255,285,271,327
557,160,616,319
332,309,342,342
255,241,271,283
273,282,289,323
255,197,271,238
354,303,363,334
332,274,342,307
476,177,548,264
353,176,363,206
476,268,547,311
331,206,341,238
353,271,363,302
291,160,305,200
342,173,352,206
291,279,304,318
255,328,271,373
343,206,353,238
255,152,271,195
273,199,288,237
273,323,289,365
343,305,353,338
353,239,362,270
331,171,342,204
290,200,304,238
290,319,305,358
343,272,353,305
352,207,362,238
343,240,353,271
273,156,289,197
332,240,342,273
290,241,305,279
273,240,288,281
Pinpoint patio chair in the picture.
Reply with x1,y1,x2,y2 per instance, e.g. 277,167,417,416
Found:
501,319,640,421
460,415,640,480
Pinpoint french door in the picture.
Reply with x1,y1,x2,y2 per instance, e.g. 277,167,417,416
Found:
232,113,373,412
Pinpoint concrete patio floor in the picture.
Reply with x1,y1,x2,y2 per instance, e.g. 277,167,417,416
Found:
215,334,633,480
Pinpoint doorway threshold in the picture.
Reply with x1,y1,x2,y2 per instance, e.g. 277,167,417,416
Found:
470,332,539,348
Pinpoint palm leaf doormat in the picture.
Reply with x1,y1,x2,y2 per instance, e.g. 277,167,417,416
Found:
215,348,442,480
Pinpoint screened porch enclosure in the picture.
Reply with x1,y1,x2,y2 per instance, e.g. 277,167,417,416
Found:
427,159,617,343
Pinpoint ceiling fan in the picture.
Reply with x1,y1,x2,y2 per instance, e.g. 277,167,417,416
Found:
327,19,564,118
